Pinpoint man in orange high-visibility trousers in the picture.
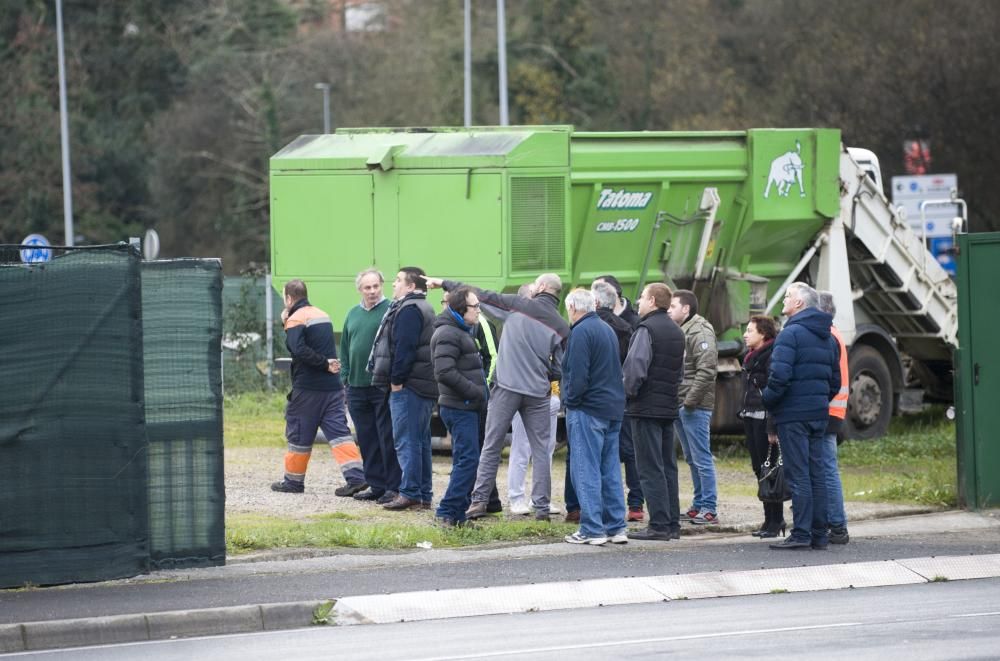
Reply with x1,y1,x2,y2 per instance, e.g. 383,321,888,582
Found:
271,279,366,495
818,291,849,544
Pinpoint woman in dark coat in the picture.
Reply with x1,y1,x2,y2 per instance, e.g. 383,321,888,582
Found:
740,315,782,537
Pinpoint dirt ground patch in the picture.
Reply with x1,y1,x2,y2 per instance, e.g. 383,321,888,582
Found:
225,446,934,530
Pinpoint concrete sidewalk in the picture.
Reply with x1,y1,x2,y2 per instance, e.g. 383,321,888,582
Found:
2,510,999,654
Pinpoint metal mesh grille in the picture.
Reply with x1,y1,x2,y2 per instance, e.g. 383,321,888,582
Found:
510,177,566,272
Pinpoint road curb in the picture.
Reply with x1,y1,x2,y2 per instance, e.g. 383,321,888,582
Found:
332,553,1000,625
0,600,331,654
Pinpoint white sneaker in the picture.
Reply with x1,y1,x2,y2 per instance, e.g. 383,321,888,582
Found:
564,531,608,545
548,503,563,515
509,497,531,515
609,530,629,544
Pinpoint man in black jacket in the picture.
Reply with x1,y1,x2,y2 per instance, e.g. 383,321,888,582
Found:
431,286,488,526
369,267,439,511
623,283,686,541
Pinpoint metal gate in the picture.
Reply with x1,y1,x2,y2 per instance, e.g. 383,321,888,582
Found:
956,231,1000,509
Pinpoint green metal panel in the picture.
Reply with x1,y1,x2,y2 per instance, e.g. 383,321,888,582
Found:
956,231,1000,509
397,173,503,278
270,173,374,318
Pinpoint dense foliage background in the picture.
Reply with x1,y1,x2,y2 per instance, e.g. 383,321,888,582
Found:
3,0,997,271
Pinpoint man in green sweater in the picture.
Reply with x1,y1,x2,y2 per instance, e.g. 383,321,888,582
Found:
340,268,399,504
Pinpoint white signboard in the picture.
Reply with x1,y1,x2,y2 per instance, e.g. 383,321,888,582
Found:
891,174,959,238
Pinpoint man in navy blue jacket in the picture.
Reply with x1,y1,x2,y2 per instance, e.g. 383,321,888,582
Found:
561,288,628,545
762,282,841,550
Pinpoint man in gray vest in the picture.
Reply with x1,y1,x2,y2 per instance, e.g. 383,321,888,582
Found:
369,267,438,511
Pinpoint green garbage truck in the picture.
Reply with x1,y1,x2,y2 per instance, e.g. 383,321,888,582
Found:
269,126,958,439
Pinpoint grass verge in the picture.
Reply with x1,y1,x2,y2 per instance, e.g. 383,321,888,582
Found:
227,512,575,554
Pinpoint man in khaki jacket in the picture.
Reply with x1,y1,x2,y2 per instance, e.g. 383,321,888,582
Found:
668,289,719,525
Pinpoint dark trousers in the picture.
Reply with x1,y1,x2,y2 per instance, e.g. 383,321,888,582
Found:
744,415,783,524
631,417,680,532
619,414,643,509
347,385,400,495
564,442,579,513
743,416,770,478
778,419,829,544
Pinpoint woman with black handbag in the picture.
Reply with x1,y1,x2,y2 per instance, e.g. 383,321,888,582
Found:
739,315,784,537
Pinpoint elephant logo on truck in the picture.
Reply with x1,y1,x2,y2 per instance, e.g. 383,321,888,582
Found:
764,141,806,199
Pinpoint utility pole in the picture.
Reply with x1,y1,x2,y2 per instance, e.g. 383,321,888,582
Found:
55,0,74,246
496,0,509,126
314,82,331,133
464,0,472,127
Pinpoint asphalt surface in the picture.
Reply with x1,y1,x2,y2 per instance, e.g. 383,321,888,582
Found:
3,511,999,625
13,578,1000,660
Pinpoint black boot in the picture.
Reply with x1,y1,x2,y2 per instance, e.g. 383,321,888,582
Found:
758,502,786,538
751,502,771,537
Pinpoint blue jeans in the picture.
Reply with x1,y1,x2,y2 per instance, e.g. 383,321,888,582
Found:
388,388,434,502
566,409,626,538
347,385,400,495
436,406,480,522
778,420,830,544
674,407,717,513
823,433,847,528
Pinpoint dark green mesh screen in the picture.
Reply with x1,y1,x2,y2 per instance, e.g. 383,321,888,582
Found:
142,259,225,569
0,246,149,587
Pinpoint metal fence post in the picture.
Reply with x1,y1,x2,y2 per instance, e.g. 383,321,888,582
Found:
265,272,274,390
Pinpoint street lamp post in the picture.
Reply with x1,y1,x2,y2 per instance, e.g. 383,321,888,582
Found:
496,0,509,126
464,0,472,127
55,0,74,246
314,82,331,134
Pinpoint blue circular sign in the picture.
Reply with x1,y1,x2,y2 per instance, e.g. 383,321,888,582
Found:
20,234,52,263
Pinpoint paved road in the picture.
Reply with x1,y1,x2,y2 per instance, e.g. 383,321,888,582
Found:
3,518,998,625
12,578,1000,660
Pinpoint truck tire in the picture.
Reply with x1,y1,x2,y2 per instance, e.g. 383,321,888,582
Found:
844,345,893,440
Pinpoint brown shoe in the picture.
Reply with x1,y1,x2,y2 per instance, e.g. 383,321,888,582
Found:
383,494,422,511
421,501,432,510
564,510,580,523
465,501,489,519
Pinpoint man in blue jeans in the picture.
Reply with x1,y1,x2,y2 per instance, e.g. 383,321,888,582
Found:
430,286,488,526
763,282,841,550
668,290,720,525
368,267,438,511
561,288,627,545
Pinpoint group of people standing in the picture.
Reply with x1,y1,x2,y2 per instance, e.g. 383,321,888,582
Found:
270,267,849,550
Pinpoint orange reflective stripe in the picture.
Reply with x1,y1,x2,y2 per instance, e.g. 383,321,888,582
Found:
284,450,311,474
829,327,849,420
331,441,362,465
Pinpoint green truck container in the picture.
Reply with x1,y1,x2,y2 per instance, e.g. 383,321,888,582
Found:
270,126,958,438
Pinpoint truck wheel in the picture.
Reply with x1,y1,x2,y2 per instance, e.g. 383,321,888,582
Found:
844,345,893,440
